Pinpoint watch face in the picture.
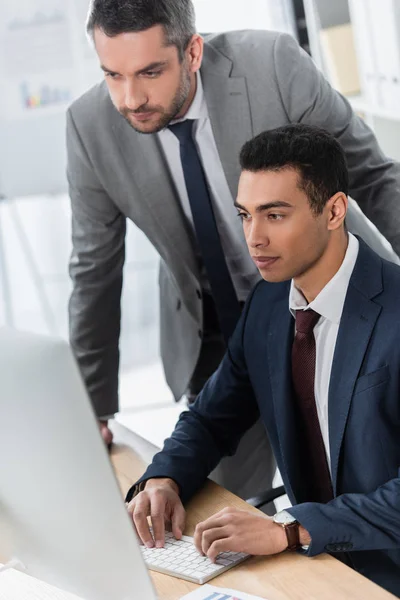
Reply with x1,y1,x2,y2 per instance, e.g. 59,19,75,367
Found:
273,510,297,525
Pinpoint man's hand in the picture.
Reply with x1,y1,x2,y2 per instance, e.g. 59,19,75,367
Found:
194,507,289,562
98,420,113,447
126,478,186,549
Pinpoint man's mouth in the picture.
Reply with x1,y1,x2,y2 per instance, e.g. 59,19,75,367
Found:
252,256,279,268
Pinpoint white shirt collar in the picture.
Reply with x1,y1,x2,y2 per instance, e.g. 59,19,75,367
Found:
289,233,359,325
169,71,208,124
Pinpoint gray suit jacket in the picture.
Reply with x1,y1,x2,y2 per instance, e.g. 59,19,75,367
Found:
67,30,400,417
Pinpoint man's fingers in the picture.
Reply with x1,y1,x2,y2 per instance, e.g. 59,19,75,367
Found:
194,511,228,554
150,495,167,548
198,509,231,532
127,484,183,550
194,520,205,554
126,502,142,542
133,497,154,548
208,538,231,562
201,526,230,556
171,502,186,539
98,420,113,446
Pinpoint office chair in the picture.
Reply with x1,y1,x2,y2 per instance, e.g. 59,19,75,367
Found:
246,485,286,510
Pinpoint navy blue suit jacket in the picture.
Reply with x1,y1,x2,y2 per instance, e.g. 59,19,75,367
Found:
131,239,400,596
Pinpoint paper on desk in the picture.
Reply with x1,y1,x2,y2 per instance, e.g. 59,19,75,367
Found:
0,567,84,600
179,583,267,600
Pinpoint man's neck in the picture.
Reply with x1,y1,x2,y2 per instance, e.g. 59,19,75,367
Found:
294,231,349,304
175,72,198,120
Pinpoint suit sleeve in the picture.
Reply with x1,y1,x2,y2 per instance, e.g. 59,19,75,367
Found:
127,287,261,504
67,108,126,417
288,474,400,554
273,33,400,256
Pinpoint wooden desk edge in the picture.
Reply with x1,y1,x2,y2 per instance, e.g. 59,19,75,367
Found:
111,433,395,600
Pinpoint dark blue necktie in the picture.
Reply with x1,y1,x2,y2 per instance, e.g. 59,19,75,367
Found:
169,119,241,342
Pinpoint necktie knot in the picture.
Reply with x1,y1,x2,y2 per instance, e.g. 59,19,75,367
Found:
168,119,195,145
295,309,320,334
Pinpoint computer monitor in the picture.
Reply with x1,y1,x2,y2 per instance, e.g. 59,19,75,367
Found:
0,328,157,600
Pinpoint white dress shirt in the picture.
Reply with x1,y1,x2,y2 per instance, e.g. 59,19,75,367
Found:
289,233,360,473
157,72,260,301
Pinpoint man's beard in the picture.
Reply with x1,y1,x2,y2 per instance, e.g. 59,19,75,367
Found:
120,65,192,134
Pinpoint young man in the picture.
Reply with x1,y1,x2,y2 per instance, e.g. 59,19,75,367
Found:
68,0,399,500
126,125,400,596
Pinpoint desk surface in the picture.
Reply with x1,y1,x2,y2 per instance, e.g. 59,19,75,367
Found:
111,424,395,600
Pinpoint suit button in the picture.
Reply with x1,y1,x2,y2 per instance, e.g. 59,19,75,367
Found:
344,543,353,551
176,299,181,310
196,289,202,300
325,544,336,552
198,329,202,339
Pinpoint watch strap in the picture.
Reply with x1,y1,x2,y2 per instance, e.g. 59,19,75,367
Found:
283,521,301,551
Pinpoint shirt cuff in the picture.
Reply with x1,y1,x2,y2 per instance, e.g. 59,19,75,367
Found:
98,414,116,421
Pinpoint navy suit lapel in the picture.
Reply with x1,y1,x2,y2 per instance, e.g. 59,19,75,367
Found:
328,240,383,495
266,294,307,502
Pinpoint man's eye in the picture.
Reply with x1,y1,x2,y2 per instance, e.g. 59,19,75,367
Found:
105,72,119,79
268,213,284,221
237,212,250,221
145,71,161,78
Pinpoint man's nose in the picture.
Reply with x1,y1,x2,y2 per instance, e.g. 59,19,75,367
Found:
124,81,148,111
247,221,270,248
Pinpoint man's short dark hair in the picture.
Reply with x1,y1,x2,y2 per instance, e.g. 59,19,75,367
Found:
239,124,349,214
86,0,196,61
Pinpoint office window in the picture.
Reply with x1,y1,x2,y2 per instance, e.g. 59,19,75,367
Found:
194,0,295,35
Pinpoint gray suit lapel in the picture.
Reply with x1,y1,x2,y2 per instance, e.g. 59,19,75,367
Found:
111,112,200,281
201,43,254,199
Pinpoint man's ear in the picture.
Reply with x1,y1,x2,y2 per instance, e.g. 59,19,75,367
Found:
327,192,347,231
186,34,203,72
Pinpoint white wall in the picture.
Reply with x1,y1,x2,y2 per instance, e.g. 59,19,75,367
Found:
193,0,295,35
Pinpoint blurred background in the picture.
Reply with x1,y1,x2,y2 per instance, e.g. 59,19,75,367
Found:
1,0,400,444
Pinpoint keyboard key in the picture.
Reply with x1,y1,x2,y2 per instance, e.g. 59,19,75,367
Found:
141,532,249,584
216,558,234,566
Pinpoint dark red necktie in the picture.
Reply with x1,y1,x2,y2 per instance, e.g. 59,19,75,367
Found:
292,309,333,503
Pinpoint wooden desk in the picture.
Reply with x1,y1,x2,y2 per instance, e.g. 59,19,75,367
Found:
111,424,395,600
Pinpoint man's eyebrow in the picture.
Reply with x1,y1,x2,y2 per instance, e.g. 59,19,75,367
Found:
135,60,168,75
234,200,293,212
100,64,119,74
100,61,168,76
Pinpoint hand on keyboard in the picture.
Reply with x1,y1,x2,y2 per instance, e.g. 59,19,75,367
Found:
140,530,249,585
126,477,186,549
194,506,288,561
